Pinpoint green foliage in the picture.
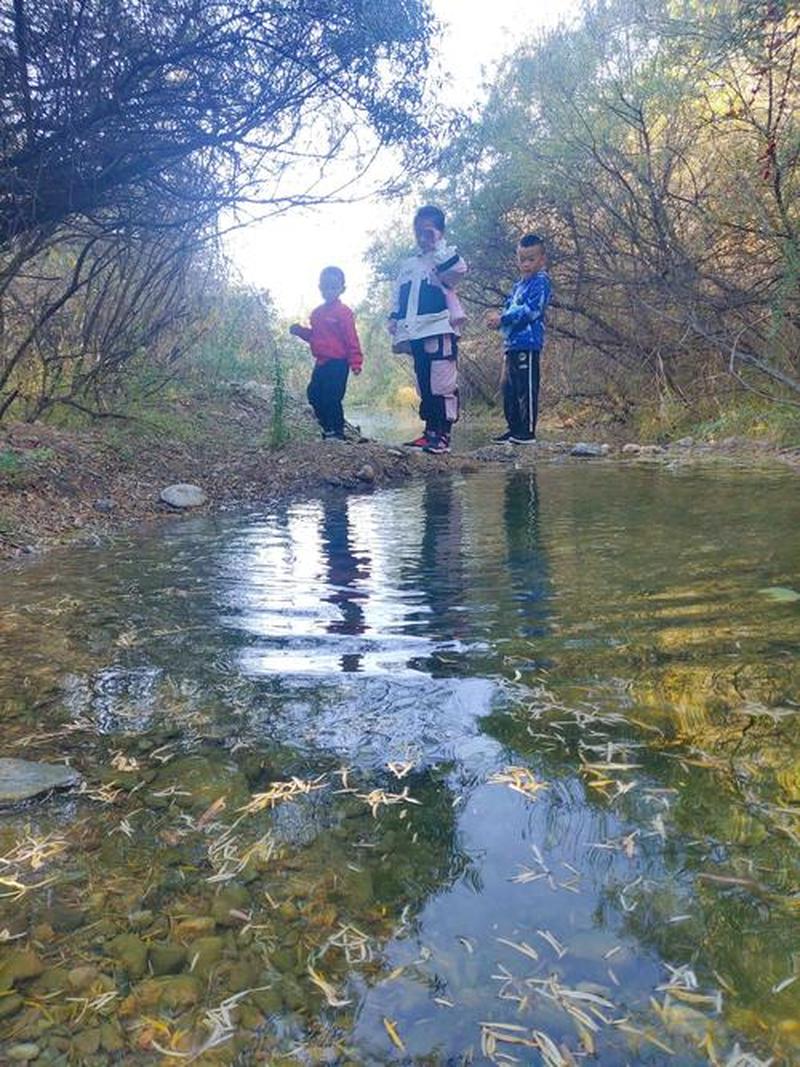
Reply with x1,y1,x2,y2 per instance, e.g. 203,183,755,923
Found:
401,0,800,426
0,446,56,489
268,352,290,451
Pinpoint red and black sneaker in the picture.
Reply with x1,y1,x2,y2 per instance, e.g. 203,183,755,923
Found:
423,432,451,455
402,432,431,449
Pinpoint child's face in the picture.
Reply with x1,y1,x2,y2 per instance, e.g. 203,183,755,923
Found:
319,273,344,303
414,217,441,252
517,243,545,278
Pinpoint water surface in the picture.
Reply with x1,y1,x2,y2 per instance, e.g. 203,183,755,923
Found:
1,463,799,1064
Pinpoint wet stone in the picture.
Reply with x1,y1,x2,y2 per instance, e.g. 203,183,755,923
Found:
66,965,99,993
148,942,187,976
570,441,609,457
186,936,224,977
40,905,87,932
127,974,202,1011
0,758,82,803
71,1028,101,1057
174,915,216,939
7,1044,40,1062
0,993,24,1018
211,883,251,926
0,949,45,989
159,483,207,508
109,933,148,978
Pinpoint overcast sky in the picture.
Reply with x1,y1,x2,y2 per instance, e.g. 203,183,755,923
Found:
225,0,578,318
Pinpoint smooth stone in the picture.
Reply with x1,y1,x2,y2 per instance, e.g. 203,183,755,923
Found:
129,975,201,1010
127,909,153,931
71,1027,100,1057
0,759,82,803
66,966,98,993
148,943,187,976
40,906,87,933
159,483,207,508
186,936,223,977
570,442,609,457
356,464,375,483
99,1020,124,1052
0,993,24,1018
92,498,116,513
174,915,216,939
7,1044,40,1061
148,755,249,812
0,949,45,989
675,436,694,447
621,443,641,454
211,884,251,927
109,933,148,978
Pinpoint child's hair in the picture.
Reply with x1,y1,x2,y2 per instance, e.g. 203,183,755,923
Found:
518,233,545,250
414,205,446,232
320,265,346,287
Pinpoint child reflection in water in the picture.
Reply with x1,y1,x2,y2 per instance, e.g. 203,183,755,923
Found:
319,495,370,673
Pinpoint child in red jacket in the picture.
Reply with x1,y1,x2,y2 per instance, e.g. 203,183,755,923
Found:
290,267,363,440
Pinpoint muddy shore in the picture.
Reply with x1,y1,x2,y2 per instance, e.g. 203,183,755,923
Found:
1,392,798,562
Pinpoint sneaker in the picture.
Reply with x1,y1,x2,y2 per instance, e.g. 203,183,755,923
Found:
322,430,346,442
423,433,451,455
510,434,536,445
403,433,431,449
492,430,514,443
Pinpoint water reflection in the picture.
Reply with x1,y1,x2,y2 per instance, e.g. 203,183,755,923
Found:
1,466,800,1063
319,495,370,673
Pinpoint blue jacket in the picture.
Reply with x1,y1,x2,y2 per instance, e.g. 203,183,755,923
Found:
500,270,551,352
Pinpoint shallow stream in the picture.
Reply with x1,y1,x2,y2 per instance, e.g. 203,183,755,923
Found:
1,462,800,1064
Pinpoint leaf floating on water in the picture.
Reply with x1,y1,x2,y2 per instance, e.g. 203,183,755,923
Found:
536,928,567,958
383,1017,405,1052
237,775,327,814
496,936,539,962
488,766,548,800
307,964,351,1007
759,585,800,603
387,760,415,779
356,785,421,818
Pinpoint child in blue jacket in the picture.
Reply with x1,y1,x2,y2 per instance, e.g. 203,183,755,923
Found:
486,234,552,443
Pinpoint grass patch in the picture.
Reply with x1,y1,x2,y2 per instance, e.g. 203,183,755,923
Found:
0,447,55,486
633,396,800,448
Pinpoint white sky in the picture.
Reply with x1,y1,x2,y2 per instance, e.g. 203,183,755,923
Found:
225,0,578,317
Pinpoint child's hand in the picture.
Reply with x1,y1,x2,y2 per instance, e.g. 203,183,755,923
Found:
352,366,362,376
485,310,501,329
289,323,303,336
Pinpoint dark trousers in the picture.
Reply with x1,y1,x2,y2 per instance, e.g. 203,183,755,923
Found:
411,336,458,436
503,349,540,438
307,359,349,434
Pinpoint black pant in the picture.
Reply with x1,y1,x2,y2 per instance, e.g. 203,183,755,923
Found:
307,359,349,434
503,349,540,438
411,336,458,436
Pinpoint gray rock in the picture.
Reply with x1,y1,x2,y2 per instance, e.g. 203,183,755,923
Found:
621,443,642,454
7,1044,40,1062
93,497,116,513
159,483,207,509
675,436,694,447
570,442,609,457
0,759,82,804
356,464,375,483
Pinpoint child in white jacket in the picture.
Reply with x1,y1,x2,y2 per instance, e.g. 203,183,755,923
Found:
388,205,467,454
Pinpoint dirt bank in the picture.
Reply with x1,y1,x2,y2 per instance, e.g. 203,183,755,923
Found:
2,390,797,561
0,389,481,561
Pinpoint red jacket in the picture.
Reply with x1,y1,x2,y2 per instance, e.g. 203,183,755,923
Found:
294,300,363,372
